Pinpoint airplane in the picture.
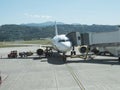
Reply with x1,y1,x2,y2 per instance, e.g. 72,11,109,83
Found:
36,22,72,62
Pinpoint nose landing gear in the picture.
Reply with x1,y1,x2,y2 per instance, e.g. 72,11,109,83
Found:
63,53,67,63
71,46,76,55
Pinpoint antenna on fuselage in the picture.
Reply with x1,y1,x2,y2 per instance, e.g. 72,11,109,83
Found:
55,21,58,36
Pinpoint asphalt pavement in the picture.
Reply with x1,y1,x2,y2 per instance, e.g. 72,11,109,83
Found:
0,46,120,90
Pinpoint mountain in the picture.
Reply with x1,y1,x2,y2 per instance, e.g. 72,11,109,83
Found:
21,21,64,27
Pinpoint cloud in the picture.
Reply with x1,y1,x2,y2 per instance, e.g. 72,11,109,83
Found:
24,13,52,19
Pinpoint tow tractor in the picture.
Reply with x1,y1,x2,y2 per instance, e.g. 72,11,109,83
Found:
8,50,17,58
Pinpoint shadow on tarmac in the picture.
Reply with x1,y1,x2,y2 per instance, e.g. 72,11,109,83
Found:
2,56,45,60
47,52,65,65
2,52,120,65
47,57,65,65
67,59,120,65
46,52,120,65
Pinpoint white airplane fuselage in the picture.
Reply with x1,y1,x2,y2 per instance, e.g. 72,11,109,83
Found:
52,34,72,53
36,22,72,59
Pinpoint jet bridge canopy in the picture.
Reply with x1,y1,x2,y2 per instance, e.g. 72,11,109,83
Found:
66,32,81,46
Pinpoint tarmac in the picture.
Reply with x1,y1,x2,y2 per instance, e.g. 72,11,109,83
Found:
0,45,120,90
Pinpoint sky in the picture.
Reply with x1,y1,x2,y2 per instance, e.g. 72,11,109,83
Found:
0,0,120,25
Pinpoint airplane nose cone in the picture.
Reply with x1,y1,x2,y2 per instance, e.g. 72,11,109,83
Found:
63,42,72,51
65,42,72,48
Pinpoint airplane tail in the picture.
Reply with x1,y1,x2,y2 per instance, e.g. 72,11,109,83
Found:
55,21,58,36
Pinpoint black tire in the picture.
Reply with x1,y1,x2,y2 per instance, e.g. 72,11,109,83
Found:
71,51,73,55
118,57,120,62
74,51,76,55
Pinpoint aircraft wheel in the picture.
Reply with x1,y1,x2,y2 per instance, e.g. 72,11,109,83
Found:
71,51,76,55
71,51,73,55
118,57,120,62
74,51,76,55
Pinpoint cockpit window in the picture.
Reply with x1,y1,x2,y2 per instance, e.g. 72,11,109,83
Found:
58,40,65,42
58,39,69,42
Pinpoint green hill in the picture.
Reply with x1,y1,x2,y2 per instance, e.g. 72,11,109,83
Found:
0,24,118,41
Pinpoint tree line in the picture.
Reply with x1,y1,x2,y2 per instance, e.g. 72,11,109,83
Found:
0,24,118,41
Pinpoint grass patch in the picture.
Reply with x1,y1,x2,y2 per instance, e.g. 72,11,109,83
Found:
19,39,51,44
0,39,52,48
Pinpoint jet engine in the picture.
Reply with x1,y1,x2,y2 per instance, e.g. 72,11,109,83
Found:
37,49,44,55
79,45,90,53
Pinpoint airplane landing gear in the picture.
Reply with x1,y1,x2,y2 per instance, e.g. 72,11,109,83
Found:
45,47,53,57
63,53,67,63
118,57,120,62
71,46,76,55
71,51,76,55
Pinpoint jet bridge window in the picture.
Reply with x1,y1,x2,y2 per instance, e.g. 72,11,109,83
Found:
78,36,81,40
